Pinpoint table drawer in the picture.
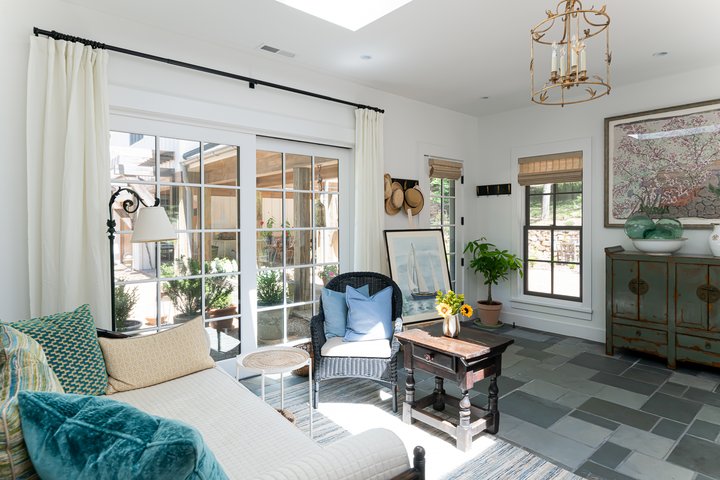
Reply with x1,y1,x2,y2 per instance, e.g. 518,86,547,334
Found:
676,334,720,367
413,345,455,371
612,323,667,357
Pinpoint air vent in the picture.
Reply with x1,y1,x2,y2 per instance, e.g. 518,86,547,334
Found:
258,44,296,58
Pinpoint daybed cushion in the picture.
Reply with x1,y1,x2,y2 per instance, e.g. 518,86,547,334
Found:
0,324,64,480
344,286,393,342
109,367,320,479
322,284,369,338
99,317,214,394
18,391,228,480
8,304,107,395
320,336,392,359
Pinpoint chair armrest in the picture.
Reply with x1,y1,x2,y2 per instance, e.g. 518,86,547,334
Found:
310,313,327,356
390,318,403,357
250,429,411,480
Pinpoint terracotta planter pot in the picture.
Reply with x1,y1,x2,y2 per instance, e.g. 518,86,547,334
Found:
476,301,502,326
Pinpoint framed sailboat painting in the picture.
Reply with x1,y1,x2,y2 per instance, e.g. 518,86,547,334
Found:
384,229,452,324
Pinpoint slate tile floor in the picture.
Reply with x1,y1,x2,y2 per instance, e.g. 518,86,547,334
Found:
395,323,720,480
241,324,720,479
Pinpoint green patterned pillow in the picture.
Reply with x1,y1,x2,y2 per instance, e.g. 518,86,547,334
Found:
9,304,107,395
1,324,64,480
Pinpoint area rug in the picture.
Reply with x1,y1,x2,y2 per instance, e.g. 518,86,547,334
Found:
262,377,582,480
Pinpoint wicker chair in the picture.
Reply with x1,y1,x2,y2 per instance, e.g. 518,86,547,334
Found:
310,271,403,413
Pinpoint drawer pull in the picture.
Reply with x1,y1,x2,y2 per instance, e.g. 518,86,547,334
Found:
706,342,712,350
696,284,720,303
424,353,434,362
629,278,649,295
636,330,642,337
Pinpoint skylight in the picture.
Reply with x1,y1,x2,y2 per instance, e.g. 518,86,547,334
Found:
275,0,414,31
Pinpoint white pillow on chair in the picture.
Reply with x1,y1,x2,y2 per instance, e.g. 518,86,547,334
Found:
320,337,391,358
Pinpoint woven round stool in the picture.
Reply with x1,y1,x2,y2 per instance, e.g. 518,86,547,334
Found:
236,346,312,436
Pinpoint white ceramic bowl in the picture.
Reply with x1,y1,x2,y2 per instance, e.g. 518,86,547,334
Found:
631,238,687,255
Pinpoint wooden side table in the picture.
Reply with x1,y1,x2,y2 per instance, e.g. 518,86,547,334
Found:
395,323,513,451
236,346,313,438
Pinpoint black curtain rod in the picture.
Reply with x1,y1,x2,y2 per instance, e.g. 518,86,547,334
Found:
33,27,385,114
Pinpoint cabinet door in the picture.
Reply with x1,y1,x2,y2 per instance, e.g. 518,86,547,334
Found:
708,266,720,332
612,260,637,320
638,261,668,324
676,263,708,330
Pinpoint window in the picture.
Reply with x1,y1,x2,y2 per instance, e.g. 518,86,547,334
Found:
256,147,341,346
520,152,582,301
110,131,241,361
428,157,462,290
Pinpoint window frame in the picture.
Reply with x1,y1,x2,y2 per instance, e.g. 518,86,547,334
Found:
523,182,583,302
429,176,459,290
509,138,592,320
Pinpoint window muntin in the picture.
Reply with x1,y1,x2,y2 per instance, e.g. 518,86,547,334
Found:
256,149,340,347
524,181,582,301
110,131,241,361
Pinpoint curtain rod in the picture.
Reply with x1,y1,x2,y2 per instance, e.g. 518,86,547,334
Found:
33,27,385,114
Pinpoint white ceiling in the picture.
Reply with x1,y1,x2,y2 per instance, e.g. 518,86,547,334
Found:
64,0,720,116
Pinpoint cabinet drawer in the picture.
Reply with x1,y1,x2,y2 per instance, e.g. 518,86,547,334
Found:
612,323,667,357
677,334,720,367
413,345,455,371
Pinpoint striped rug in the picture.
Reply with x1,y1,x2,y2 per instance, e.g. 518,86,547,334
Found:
262,377,582,480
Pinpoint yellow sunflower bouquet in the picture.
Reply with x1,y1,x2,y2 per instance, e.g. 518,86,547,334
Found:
435,290,473,318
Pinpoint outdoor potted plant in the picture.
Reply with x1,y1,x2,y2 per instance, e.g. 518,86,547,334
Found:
318,264,338,285
257,269,286,341
114,284,142,331
464,237,523,326
161,256,236,324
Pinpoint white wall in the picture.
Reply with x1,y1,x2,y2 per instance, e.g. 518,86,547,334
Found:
465,65,720,341
0,0,478,321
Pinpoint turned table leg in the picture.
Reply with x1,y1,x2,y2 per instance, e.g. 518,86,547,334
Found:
487,375,500,434
456,388,472,452
403,365,415,424
433,376,446,411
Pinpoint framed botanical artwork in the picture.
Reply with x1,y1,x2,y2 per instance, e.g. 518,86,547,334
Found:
384,229,452,324
605,99,720,228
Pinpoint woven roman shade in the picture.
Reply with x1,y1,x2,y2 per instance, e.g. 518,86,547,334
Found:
428,157,463,180
517,151,583,186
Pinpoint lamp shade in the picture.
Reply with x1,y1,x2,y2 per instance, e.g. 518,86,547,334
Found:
130,207,176,243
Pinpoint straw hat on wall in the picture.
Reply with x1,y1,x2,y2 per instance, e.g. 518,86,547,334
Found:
385,181,404,215
403,186,424,216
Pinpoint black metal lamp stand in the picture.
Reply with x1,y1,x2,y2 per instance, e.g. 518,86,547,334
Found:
107,187,160,331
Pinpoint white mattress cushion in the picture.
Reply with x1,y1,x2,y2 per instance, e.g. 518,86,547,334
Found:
109,367,319,479
321,336,391,358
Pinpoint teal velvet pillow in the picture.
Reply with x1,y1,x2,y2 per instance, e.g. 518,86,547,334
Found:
9,304,107,395
322,284,370,338
344,285,393,342
18,391,228,480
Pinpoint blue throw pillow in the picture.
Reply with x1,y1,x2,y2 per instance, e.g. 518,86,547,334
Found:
17,391,228,480
322,284,369,338
344,285,393,342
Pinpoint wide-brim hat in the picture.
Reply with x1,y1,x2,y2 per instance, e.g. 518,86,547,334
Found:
384,174,392,200
403,186,424,216
385,182,404,215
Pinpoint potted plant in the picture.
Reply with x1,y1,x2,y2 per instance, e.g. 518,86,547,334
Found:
318,264,338,285
257,270,286,341
161,256,237,323
114,284,142,331
464,237,523,326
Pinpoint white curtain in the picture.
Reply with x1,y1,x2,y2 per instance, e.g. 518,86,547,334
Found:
26,36,111,328
353,109,385,273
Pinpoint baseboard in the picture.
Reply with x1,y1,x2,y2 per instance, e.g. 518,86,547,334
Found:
501,311,605,343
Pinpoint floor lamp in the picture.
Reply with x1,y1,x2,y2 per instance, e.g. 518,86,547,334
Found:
108,187,175,331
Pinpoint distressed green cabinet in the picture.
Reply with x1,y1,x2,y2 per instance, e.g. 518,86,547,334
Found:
606,247,720,369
